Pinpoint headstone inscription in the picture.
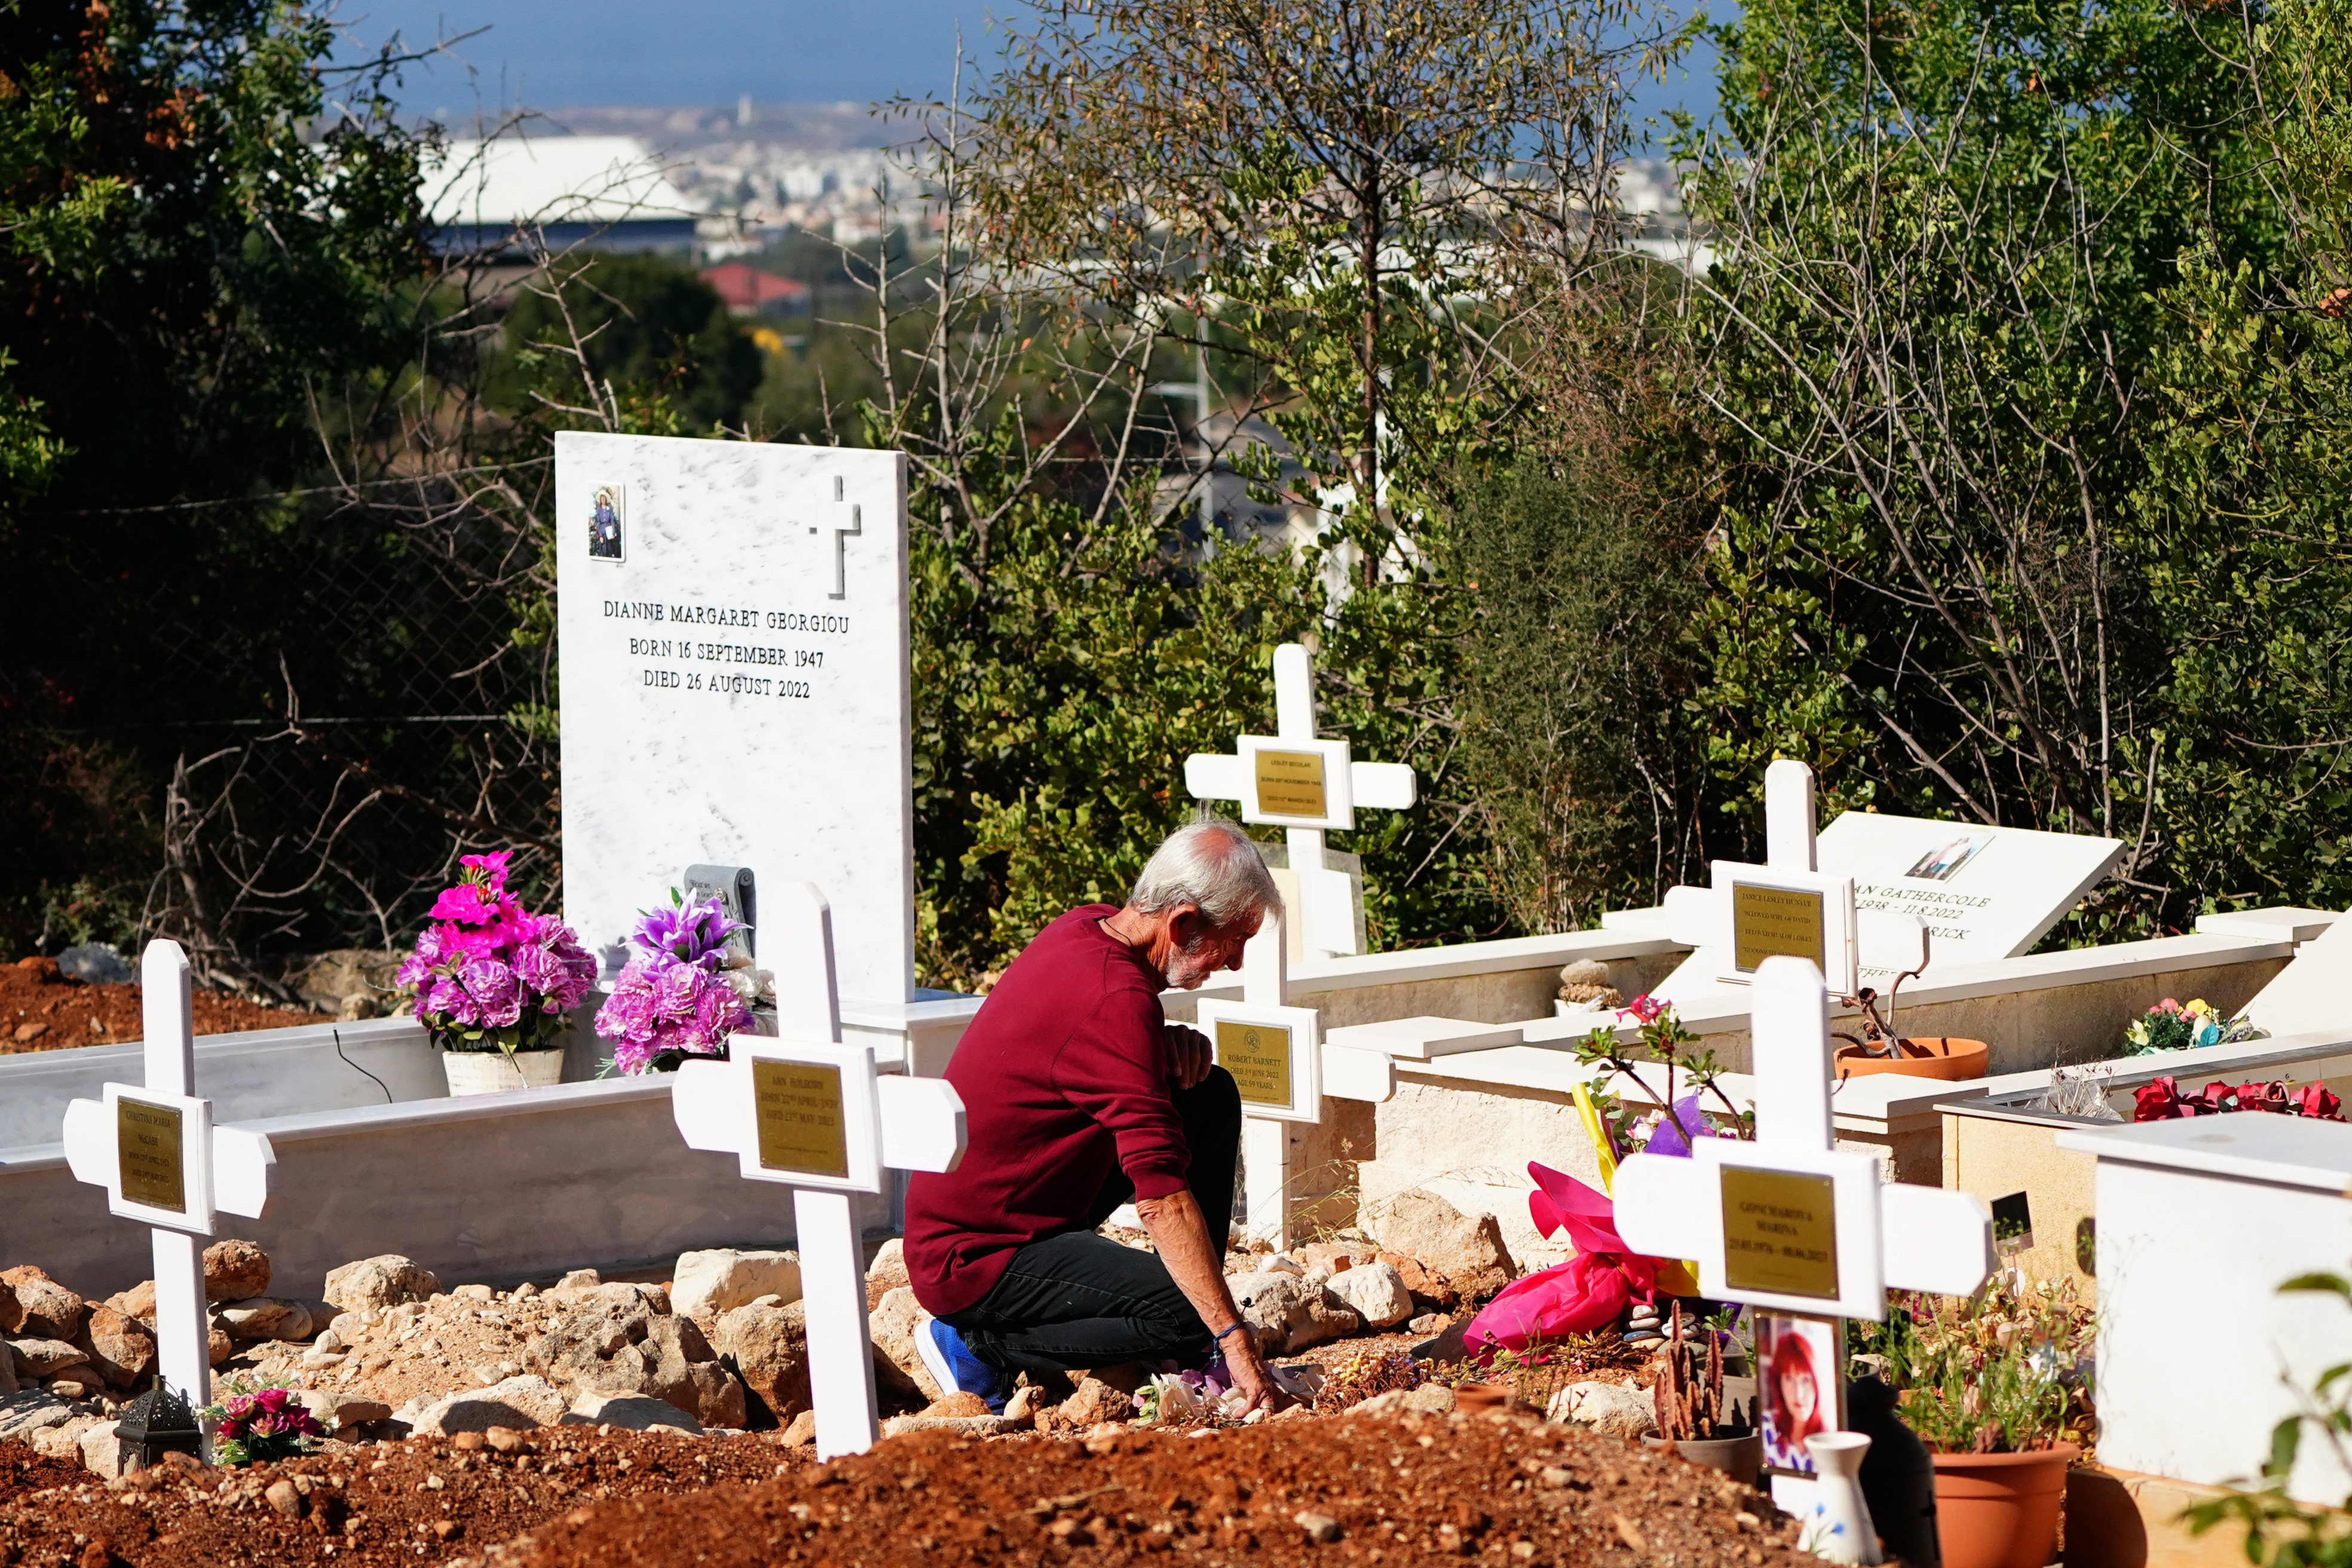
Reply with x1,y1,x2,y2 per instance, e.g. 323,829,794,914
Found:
1183,642,1416,960
669,883,967,1460
60,942,278,1446
555,433,915,1007
1611,956,1993,1521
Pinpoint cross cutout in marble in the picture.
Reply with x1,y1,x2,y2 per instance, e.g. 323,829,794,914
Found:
801,475,862,601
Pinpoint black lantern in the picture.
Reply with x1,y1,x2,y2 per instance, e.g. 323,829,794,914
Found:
115,1378,203,1472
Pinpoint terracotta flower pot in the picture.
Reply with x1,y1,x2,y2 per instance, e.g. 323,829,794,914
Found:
1835,1036,1991,1082
1642,1431,1763,1484
1930,1443,2078,1568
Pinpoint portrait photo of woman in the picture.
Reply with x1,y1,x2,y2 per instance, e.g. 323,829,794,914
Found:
1757,1312,1841,1473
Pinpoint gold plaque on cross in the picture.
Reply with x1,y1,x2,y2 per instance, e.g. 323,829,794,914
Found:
117,1097,186,1214
752,1059,850,1180
1253,749,1328,819
1215,1019,1294,1111
1731,883,1827,973
1720,1166,1839,1299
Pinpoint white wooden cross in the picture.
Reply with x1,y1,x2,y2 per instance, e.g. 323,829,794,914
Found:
1183,642,1416,961
1193,912,1398,1248
61,941,278,1446
1658,760,1932,998
670,882,966,1460
800,474,862,601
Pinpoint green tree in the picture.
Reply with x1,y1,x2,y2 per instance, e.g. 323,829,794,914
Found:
1682,0,2276,930
2124,0,2352,917
490,253,762,433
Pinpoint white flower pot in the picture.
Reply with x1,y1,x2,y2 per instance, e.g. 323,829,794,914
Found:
440,1047,566,1097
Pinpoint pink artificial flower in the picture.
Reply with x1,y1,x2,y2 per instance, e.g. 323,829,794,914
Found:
463,958,524,1028
423,975,479,1027
459,850,514,892
2152,997,2182,1014
1620,994,1665,1026
429,881,501,924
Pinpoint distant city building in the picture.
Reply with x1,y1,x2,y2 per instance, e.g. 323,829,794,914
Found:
423,136,699,257
699,263,812,316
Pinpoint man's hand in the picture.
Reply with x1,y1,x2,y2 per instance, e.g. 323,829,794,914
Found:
1220,1330,1287,1417
1164,1023,1213,1090
1134,1187,1294,1416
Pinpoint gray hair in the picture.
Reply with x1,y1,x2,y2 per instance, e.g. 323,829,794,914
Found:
1128,817,1281,930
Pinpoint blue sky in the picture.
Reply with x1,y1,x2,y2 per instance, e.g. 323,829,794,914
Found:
333,0,1720,130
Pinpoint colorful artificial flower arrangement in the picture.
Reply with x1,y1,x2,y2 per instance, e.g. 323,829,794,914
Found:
593,889,772,1074
201,1380,327,1466
399,852,596,1054
2132,1075,2344,1122
1572,994,1753,1154
2123,996,2264,1055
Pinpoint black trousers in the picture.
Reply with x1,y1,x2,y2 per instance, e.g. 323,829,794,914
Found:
944,1067,1240,1378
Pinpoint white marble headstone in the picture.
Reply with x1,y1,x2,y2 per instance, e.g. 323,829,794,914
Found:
556,433,914,1005
1816,811,2121,974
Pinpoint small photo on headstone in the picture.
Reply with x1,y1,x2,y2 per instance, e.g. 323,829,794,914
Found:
587,483,626,562
1756,1311,1845,1475
1902,831,1992,882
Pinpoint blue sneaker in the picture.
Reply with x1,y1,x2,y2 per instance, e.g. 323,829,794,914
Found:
915,1315,1006,1413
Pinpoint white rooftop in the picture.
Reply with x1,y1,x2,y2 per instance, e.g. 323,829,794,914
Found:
423,135,697,228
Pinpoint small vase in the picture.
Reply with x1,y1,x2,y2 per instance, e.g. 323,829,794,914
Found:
1799,1432,1883,1564
440,1046,566,1097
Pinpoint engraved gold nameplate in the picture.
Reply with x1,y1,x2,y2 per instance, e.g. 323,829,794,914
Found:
1732,883,1827,973
117,1098,186,1214
753,1059,850,1180
1720,1166,1839,1298
1216,1020,1294,1111
1253,749,1328,818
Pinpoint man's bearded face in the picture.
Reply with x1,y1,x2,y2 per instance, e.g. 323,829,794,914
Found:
1162,915,1257,989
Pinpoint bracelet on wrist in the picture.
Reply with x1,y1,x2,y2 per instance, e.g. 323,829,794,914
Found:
1214,1322,1252,1347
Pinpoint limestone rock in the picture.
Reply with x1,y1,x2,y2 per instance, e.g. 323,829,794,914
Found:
562,1391,704,1434
77,1419,125,1480
208,1325,234,1365
201,1239,271,1304
44,1373,96,1401
105,1281,157,1329
780,1408,817,1447
323,1254,438,1312
882,1413,1024,1438
0,1340,15,1395
74,1306,155,1389
30,1414,99,1461
0,1267,87,1340
8,1339,90,1379
865,1238,909,1299
412,1375,569,1435
1550,1380,1656,1440
1403,1382,1456,1414
219,1298,312,1343
670,1249,801,1322
869,1287,941,1402
1227,1272,1359,1355
299,1391,392,1434
1059,1377,1132,1428
524,1285,743,1428
1294,1242,1367,1275
1378,1251,1458,1310
920,1391,991,1419
1325,1263,1412,1329
712,1299,807,1425
1363,1190,1517,1301
0,1389,78,1440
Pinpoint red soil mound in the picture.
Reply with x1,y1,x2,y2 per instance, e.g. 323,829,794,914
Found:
0,956,324,1054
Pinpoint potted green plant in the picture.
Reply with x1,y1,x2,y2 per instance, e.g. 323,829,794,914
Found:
1641,1300,1763,1480
1853,1270,2092,1568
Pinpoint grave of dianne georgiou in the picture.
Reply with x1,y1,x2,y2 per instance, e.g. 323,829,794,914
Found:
0,428,2344,1332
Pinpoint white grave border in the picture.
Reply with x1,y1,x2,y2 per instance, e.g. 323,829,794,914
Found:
1196,998,1324,1123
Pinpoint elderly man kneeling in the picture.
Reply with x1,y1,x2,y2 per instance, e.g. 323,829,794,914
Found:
905,817,1286,1415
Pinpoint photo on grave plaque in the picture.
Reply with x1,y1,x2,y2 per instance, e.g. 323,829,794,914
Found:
1731,881,1827,973
1720,1164,1840,1298
1903,830,1993,883
1756,1312,1845,1476
752,1058,850,1180
1214,1019,1294,1113
586,483,625,562
1252,749,1328,819
116,1097,186,1214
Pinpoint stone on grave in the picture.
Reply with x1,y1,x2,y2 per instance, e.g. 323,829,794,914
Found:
323,1254,439,1312
201,1239,271,1304
1552,1381,1658,1439
555,434,915,1006
56,944,131,985
1227,1271,1358,1354
411,1375,569,1437
1361,1188,1517,1299
670,1248,802,1322
7,1339,89,1378
218,1298,310,1342
523,1287,743,1428
864,1236,909,1297
0,1267,85,1340
1324,1262,1412,1328
0,1389,76,1441
563,1391,704,1434
712,1298,808,1424
868,1286,940,1401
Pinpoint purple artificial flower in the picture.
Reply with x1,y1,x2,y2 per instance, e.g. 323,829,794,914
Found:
463,958,525,1028
424,975,479,1027
1642,1093,1714,1159
592,950,752,1074
633,892,743,970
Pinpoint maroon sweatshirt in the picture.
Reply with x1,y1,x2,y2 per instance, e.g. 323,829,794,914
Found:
904,905,1190,1316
